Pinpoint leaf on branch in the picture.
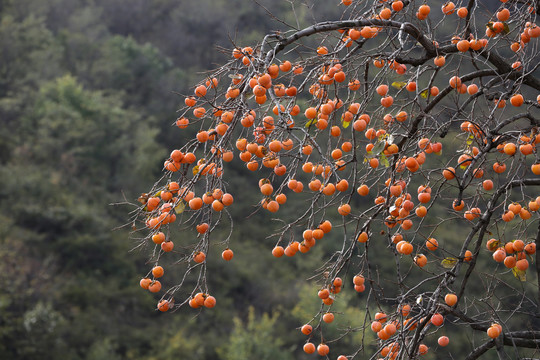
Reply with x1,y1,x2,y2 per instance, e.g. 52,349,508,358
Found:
391,81,407,89
380,154,390,168
371,141,386,156
175,200,186,214
466,134,474,146
420,89,429,99
192,165,200,175
512,267,526,282
305,118,317,128
503,23,510,34
441,257,458,268
342,120,351,128
487,240,501,251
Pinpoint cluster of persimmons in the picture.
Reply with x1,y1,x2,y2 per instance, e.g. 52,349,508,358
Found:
131,0,540,358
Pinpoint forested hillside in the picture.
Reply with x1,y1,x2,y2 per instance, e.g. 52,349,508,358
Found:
0,1,346,359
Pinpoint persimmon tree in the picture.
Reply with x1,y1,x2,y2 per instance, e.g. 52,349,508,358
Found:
129,0,540,358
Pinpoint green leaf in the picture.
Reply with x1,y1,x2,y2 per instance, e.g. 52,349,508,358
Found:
503,23,510,34
512,267,526,281
441,257,458,268
371,141,386,156
380,154,390,168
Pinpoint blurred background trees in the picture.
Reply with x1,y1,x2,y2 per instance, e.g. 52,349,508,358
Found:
0,1,344,359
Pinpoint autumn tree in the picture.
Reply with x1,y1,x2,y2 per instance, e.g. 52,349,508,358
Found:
130,0,540,359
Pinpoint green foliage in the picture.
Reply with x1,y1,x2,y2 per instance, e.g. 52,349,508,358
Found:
217,306,294,360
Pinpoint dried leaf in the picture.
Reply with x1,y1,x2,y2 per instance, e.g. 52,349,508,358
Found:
391,81,407,89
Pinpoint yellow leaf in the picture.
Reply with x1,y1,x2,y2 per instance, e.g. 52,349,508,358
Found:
512,267,526,282
342,120,351,128
487,240,501,252
192,165,199,175
174,200,186,214
441,257,458,268
305,118,317,128
391,81,407,89
420,89,429,98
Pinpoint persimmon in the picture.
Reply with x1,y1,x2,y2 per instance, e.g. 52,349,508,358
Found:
317,344,329,356
442,167,456,180
323,312,335,323
425,238,438,251
348,79,361,90
493,162,506,173
303,343,316,354
148,280,162,293
449,76,461,88
204,295,216,308
457,7,468,18
194,84,207,97
272,246,284,257
503,143,517,156
222,248,234,261
487,325,501,339
434,56,445,67
431,313,444,326
418,4,430,16
503,255,516,268
300,324,313,336
140,278,151,289
152,265,164,278
376,84,388,96
525,242,536,254
438,336,450,347
157,299,170,312
357,232,368,243
161,241,174,252
415,254,427,267
381,96,394,107
445,293,457,306
456,39,470,52
442,2,455,15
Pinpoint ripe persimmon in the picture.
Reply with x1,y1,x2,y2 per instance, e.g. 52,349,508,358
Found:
222,248,234,261
303,343,316,354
